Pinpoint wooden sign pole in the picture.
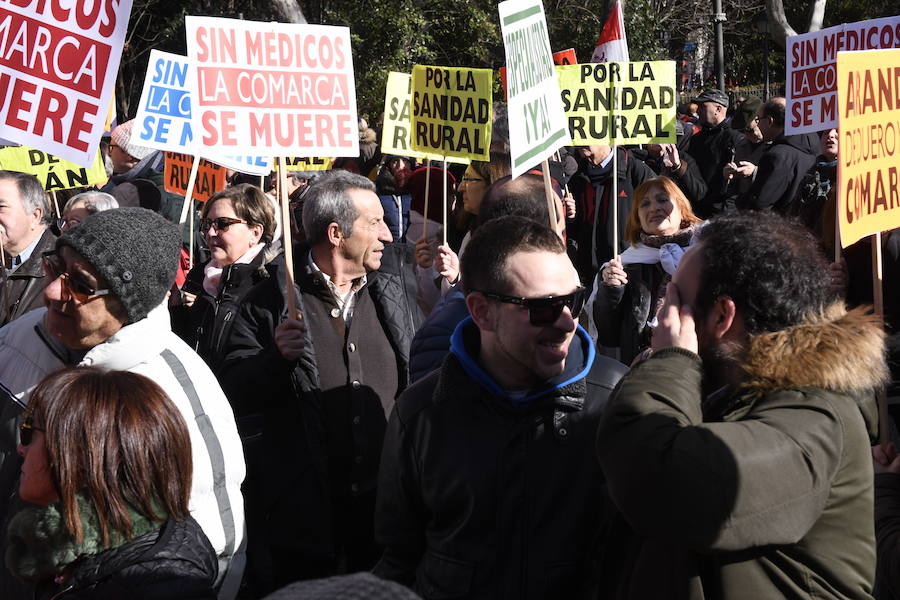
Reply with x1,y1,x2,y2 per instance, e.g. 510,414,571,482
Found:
277,157,297,318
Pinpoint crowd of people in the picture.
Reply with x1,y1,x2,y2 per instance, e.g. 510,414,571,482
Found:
0,83,896,600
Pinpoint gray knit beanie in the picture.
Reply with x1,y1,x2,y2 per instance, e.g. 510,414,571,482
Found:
57,207,181,323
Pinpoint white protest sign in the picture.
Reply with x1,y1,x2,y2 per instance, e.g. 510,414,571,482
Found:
499,0,571,178
185,16,359,157
134,50,271,176
0,0,133,167
786,15,900,135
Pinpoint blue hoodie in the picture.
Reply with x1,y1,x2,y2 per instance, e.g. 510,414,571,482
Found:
448,317,596,406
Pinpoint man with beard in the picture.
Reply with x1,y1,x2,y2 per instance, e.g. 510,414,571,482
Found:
596,211,885,599
376,216,613,599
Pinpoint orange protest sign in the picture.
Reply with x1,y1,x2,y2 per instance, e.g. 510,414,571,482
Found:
837,49,900,248
164,152,226,202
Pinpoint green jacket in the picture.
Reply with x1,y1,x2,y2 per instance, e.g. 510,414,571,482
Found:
597,306,886,599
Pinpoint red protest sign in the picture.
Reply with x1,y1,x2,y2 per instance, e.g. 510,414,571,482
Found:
164,153,226,202
0,0,133,167
185,16,359,158
553,48,577,65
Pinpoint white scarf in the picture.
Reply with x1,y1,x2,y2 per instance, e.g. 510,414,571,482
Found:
203,242,265,297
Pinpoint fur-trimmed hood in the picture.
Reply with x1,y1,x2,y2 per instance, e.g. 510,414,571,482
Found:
742,304,888,395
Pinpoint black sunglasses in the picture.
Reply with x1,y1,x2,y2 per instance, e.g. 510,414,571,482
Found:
200,217,248,234
19,417,43,446
477,286,587,326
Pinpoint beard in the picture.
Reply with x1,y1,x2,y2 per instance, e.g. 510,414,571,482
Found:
697,327,745,398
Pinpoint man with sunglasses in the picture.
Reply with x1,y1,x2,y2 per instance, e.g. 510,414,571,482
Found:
0,208,246,600
376,216,615,598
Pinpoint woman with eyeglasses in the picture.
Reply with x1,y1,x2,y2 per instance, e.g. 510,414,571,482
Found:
57,191,118,234
7,367,217,598
592,177,703,365
170,183,279,371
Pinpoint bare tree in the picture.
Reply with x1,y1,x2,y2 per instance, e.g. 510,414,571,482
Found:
766,0,826,48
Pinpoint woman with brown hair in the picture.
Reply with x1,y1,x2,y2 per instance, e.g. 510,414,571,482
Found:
592,176,703,364
6,367,217,599
172,182,282,370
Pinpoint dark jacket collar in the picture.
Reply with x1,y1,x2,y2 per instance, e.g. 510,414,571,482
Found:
448,316,595,407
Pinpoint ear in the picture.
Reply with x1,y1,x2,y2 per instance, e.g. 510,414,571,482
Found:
466,292,497,332
248,222,264,245
708,296,737,341
31,202,43,225
325,222,342,247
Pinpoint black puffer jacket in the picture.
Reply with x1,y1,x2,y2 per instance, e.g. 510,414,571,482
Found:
375,321,627,599
219,243,419,556
38,517,217,599
171,243,282,371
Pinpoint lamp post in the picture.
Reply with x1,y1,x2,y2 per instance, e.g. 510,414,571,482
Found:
713,0,726,91
753,11,770,100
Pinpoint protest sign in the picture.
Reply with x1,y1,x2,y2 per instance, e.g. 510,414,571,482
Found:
499,0,571,178
279,157,334,171
410,66,492,162
383,72,447,162
553,48,577,66
786,15,900,135
837,48,900,248
164,152,226,202
134,50,272,176
0,146,106,191
0,0,133,167
135,51,194,151
185,16,359,157
557,61,677,145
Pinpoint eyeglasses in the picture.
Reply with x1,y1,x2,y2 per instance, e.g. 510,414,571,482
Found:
57,217,81,231
476,286,587,326
41,251,110,302
200,217,249,234
461,177,484,184
19,417,43,446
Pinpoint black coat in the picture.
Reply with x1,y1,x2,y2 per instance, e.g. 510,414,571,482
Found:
39,517,217,600
594,262,667,365
686,121,745,217
171,244,281,371
374,323,627,599
737,132,819,213
219,243,418,556
0,228,56,327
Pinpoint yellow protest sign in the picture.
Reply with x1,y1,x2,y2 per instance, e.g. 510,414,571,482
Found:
278,157,335,171
383,72,447,162
557,61,677,145
837,49,900,248
411,65,492,162
164,153,226,202
0,146,107,191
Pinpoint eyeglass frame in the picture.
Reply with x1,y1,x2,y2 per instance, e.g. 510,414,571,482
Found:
41,250,111,302
199,216,250,234
18,417,44,446
474,286,587,326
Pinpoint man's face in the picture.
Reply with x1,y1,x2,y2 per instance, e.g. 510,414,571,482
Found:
0,179,44,256
578,145,612,166
339,188,393,276
484,250,581,387
108,142,139,174
756,108,780,143
43,246,127,350
698,101,725,127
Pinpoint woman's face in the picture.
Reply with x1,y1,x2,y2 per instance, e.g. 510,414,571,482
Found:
17,425,58,506
820,128,838,161
460,167,487,215
204,199,263,266
61,201,91,234
638,185,682,237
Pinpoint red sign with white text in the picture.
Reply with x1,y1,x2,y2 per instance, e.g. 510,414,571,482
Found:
185,16,359,157
0,0,133,167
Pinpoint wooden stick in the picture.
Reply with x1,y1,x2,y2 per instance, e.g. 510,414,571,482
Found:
872,232,889,445
277,157,297,319
612,146,619,260
178,155,201,224
423,158,431,240
188,197,194,270
49,190,60,219
834,185,841,264
541,159,558,235
442,159,448,248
